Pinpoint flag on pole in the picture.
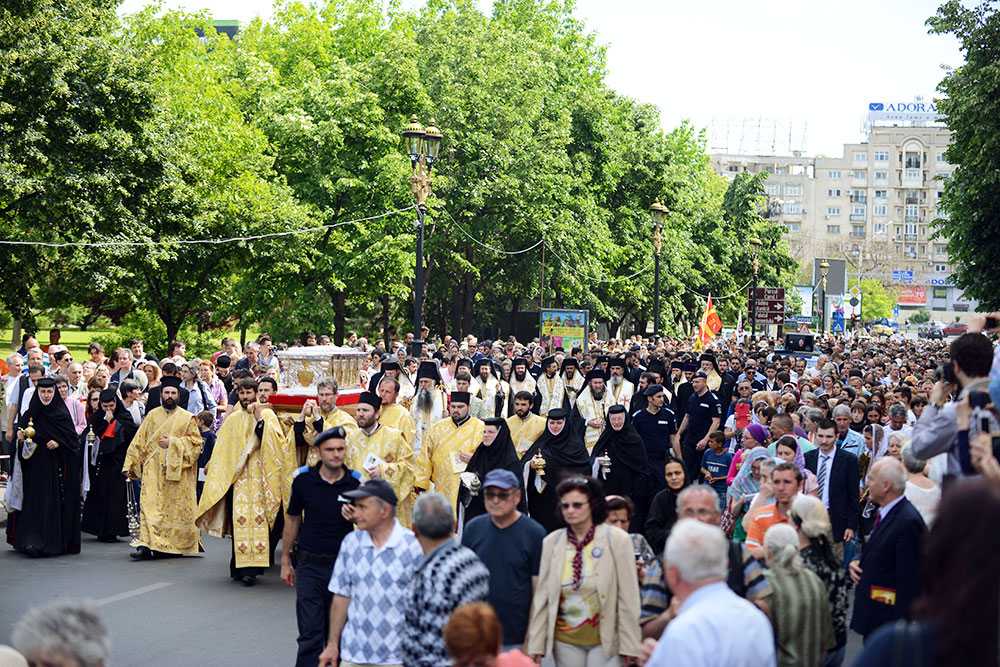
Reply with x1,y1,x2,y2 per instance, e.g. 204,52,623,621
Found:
694,294,723,351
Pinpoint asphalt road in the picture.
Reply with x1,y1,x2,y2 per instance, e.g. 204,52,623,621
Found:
2,533,866,666
1,535,299,666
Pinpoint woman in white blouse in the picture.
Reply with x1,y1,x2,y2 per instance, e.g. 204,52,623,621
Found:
901,444,941,527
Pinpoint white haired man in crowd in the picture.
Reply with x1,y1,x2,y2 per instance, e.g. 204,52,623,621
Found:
645,519,775,667
12,600,110,667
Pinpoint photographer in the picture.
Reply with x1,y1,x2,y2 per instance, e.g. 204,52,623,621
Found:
910,324,998,481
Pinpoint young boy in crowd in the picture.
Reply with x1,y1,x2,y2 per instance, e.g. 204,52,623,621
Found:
196,410,217,501
700,430,732,508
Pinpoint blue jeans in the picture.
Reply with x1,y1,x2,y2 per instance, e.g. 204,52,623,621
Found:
295,558,335,667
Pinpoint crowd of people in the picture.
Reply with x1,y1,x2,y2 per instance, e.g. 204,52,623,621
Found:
3,317,1000,667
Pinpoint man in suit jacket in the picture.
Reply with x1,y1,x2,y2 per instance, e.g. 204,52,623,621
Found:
849,458,926,640
805,418,859,560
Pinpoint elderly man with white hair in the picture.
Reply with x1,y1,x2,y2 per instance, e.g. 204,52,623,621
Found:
645,519,775,666
12,600,110,667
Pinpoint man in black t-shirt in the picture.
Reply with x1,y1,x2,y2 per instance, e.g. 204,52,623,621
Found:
677,371,722,483
281,427,360,667
461,469,545,649
631,384,679,491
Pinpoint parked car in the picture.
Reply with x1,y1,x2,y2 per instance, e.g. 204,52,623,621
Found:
919,324,944,339
943,322,968,336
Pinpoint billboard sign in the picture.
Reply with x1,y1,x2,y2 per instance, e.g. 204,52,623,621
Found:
897,286,928,306
868,98,943,124
540,309,589,353
892,269,914,284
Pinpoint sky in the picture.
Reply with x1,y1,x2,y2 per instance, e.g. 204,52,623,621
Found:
116,0,963,157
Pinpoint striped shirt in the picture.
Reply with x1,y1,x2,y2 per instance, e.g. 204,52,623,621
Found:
763,567,835,667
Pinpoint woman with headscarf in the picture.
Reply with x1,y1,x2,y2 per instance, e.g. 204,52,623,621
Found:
82,388,139,542
591,404,654,532
726,447,772,542
461,418,525,524
726,422,769,485
8,377,83,557
521,409,591,532
643,456,689,555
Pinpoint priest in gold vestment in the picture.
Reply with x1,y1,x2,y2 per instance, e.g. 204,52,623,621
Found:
196,378,293,585
506,390,546,458
376,376,416,445
290,379,356,467
414,391,485,517
123,379,203,560
346,391,415,526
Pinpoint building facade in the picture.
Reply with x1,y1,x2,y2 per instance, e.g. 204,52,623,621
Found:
711,123,976,323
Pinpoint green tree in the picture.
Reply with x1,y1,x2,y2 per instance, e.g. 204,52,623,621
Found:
927,1,1000,308
850,278,897,321
910,308,931,324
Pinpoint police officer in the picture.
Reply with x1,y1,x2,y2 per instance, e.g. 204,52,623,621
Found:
631,384,680,493
676,370,722,484
280,426,360,667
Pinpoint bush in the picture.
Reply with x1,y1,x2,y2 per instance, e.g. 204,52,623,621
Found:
909,309,931,324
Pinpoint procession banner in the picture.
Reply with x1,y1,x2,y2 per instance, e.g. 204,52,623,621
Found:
540,309,589,353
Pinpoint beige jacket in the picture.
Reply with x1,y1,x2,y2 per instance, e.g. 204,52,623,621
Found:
526,523,642,658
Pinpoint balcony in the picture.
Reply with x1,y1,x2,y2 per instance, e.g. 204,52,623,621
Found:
850,231,866,239
904,233,918,241
850,213,866,222
850,195,868,204
902,168,925,187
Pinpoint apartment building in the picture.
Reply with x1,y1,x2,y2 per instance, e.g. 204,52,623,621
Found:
712,116,976,321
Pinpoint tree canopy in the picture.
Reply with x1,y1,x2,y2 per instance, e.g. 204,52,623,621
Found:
1,0,799,352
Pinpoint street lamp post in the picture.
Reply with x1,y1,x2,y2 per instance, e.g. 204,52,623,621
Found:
819,259,830,334
750,238,762,339
650,201,668,338
401,116,442,359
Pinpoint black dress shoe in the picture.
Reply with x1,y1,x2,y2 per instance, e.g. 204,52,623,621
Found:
130,547,152,561
241,575,257,587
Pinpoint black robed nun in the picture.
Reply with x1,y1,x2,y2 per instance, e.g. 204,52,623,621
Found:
591,404,655,532
10,378,83,556
460,418,525,524
82,389,139,541
521,408,591,532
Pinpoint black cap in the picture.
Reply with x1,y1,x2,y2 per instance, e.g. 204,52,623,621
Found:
560,357,579,372
381,360,400,372
343,479,398,506
644,383,665,397
36,376,57,389
608,404,627,415
215,354,232,369
670,360,684,370
547,408,568,420
456,358,473,369
474,358,493,374
541,355,557,368
314,426,347,447
609,357,626,369
450,391,471,405
416,360,441,382
512,357,529,368
694,370,709,380
358,392,382,409
584,369,605,383
160,376,181,389
99,388,117,403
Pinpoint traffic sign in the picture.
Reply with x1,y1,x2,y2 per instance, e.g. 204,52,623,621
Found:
749,287,785,300
748,286,786,326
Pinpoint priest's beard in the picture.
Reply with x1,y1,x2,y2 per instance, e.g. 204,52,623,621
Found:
452,413,470,426
479,373,491,385
592,388,605,401
565,370,576,382
240,397,255,410
514,369,527,382
162,397,177,411
544,370,556,379
610,375,623,387
416,388,433,413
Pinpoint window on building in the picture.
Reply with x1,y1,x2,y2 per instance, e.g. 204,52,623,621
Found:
783,184,802,196
827,225,841,234
727,165,739,172
827,188,841,197
905,151,921,169
874,204,888,216
934,243,947,254
852,225,865,237
852,205,866,216
828,170,841,179
764,183,780,196
826,206,841,216
874,223,887,235
874,170,888,182
935,264,948,273
783,201,802,214
905,244,917,257
785,222,801,233
850,188,866,203
904,222,918,235
851,169,866,179
905,204,919,220
874,151,889,161
853,151,867,162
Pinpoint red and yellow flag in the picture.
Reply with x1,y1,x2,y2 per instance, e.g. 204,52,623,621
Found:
693,294,723,351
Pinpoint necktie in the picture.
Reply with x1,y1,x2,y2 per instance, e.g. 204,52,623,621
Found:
817,454,829,503
873,511,882,531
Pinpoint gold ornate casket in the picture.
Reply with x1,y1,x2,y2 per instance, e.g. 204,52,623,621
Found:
271,345,367,414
